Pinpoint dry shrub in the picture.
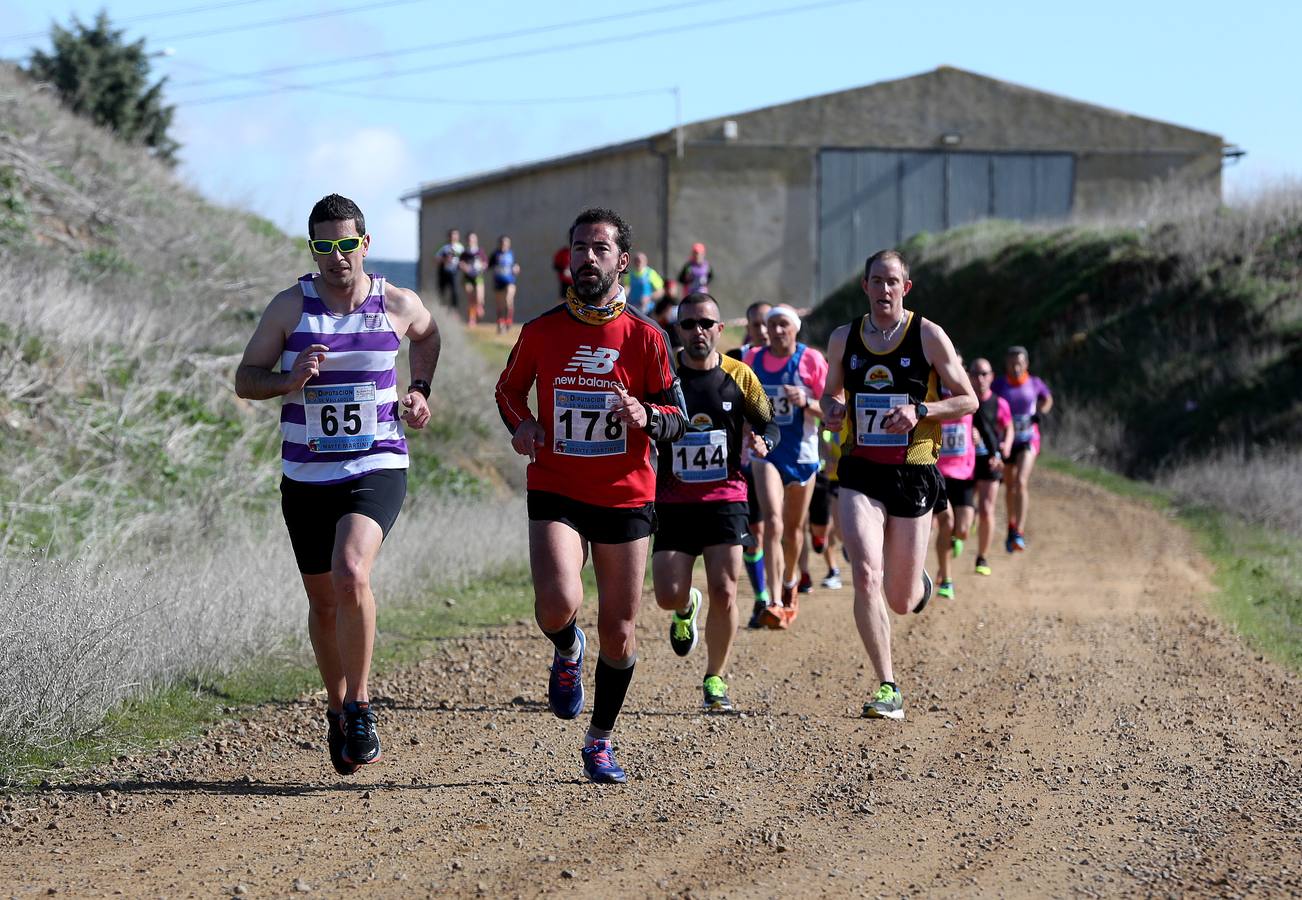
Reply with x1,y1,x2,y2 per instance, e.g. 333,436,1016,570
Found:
1159,447,1302,539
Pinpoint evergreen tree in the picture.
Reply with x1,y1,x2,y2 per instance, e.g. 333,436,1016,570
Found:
27,12,179,165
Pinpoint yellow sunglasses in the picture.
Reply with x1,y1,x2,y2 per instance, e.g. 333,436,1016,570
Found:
308,235,367,255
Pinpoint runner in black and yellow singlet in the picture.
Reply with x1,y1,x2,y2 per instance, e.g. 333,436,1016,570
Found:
652,292,778,712
822,249,976,722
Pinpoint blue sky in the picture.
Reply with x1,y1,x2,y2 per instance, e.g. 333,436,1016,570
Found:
3,0,1297,261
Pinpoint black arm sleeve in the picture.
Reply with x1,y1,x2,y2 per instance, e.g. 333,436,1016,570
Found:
973,402,1001,457
643,377,688,442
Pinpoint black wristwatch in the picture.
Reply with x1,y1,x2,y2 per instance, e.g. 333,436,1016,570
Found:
407,379,431,399
761,434,775,453
914,402,929,422
645,405,662,433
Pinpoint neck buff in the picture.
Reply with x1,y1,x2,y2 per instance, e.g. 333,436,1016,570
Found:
565,286,627,325
1006,371,1029,387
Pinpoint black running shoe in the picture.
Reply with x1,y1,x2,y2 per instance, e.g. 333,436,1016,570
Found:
747,599,767,629
341,700,382,766
797,571,813,594
326,710,358,776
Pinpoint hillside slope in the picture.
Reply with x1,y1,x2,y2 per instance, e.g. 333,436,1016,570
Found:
805,202,1302,477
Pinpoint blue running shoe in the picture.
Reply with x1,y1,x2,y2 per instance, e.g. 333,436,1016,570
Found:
1012,532,1027,552
581,739,627,784
548,626,586,720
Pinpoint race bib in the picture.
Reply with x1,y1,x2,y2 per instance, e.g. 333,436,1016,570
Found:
940,422,968,458
764,385,796,426
672,430,727,482
1013,413,1036,444
304,382,378,453
552,390,626,457
855,393,908,447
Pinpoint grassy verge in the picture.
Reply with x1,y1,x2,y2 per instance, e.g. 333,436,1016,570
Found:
1043,455,1301,672
13,567,546,783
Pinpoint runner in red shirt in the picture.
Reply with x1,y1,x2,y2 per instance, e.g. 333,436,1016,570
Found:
495,207,687,784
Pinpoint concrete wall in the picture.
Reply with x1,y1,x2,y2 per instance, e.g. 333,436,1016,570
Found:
417,149,667,322
665,143,816,319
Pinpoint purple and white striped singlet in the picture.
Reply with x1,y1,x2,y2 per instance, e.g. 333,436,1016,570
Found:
279,274,408,484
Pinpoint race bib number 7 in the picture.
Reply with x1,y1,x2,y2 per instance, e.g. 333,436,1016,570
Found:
855,393,908,447
304,382,378,453
552,390,626,457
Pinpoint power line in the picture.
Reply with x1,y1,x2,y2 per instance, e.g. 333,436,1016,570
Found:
169,0,727,90
155,0,431,43
330,86,677,107
178,0,868,107
0,0,272,46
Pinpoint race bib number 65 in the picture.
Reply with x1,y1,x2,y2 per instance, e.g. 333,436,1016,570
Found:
552,390,626,457
304,382,378,453
855,393,908,447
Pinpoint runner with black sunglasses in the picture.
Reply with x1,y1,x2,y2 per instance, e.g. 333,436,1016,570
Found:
653,293,778,712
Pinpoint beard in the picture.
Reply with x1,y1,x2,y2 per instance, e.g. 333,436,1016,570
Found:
683,339,713,361
572,265,618,303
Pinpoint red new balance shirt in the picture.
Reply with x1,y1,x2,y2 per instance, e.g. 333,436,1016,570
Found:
495,304,684,507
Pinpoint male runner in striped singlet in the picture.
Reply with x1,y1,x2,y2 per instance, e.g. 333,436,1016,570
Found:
822,250,975,720
495,208,688,784
236,194,441,775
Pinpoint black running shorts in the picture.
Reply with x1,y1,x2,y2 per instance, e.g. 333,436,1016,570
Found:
837,457,942,520
653,501,750,556
743,465,762,525
528,490,656,545
973,455,1003,483
944,475,975,510
808,472,831,528
280,469,407,575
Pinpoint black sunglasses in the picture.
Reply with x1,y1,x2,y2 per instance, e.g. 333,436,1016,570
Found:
678,317,720,331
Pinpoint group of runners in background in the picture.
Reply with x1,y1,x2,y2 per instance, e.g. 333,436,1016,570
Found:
238,195,1053,784
434,227,519,332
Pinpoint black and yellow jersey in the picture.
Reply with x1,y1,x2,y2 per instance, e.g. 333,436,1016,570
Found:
841,310,940,466
657,352,777,503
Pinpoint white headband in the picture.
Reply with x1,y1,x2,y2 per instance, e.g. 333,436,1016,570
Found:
766,304,801,332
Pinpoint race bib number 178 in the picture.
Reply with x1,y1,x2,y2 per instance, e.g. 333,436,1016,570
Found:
552,390,626,457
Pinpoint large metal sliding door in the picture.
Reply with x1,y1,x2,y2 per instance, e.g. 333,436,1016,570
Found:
817,149,1074,298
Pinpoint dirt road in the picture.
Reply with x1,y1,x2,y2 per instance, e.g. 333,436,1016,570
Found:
4,469,1300,897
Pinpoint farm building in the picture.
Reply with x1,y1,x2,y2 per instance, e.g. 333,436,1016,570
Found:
402,66,1228,320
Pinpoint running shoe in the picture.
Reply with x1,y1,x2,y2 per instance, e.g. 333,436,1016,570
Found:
746,600,767,630
1012,532,1027,552
701,675,734,712
581,739,627,784
975,556,992,576
1005,528,1018,554
913,570,933,614
797,571,813,594
820,568,843,590
951,537,965,558
340,701,382,766
759,603,788,630
325,710,358,776
862,683,904,720
669,587,701,657
548,625,586,720
937,578,955,600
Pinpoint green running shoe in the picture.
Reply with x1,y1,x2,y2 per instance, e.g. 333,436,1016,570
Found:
862,682,904,720
670,587,701,657
702,675,733,712
975,556,992,576
951,536,964,558
937,579,955,599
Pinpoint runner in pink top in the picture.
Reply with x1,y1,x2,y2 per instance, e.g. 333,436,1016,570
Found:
932,393,977,599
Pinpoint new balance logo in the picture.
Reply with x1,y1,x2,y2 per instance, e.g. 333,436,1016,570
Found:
564,345,620,375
